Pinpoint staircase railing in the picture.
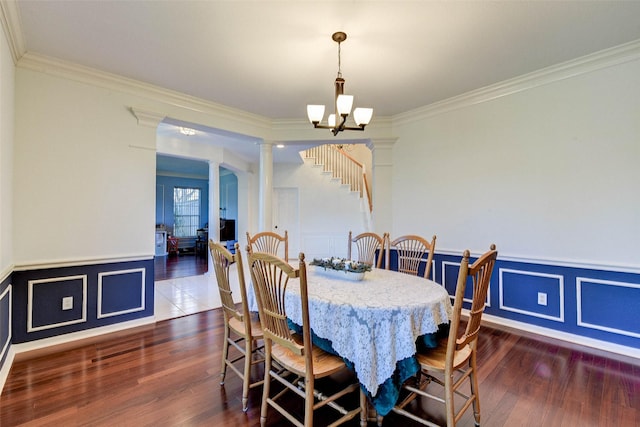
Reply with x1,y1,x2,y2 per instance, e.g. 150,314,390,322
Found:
303,145,373,212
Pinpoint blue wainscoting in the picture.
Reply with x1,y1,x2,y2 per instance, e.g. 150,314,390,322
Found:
0,274,11,368
431,252,640,350
385,249,640,350
11,259,154,344
576,277,640,339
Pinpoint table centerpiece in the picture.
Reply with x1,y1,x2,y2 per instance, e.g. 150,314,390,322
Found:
309,257,372,281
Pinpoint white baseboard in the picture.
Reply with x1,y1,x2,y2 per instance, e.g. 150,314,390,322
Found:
11,316,155,360
478,311,640,362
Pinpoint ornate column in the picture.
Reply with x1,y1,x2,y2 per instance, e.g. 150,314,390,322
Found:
208,160,220,274
258,140,274,231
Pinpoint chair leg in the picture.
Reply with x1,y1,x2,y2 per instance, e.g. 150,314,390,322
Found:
470,355,481,426
242,336,252,412
360,390,368,427
260,342,272,427
445,372,455,427
304,376,314,427
220,325,230,385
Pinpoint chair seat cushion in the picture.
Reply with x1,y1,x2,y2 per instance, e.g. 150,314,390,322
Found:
415,337,472,371
271,335,346,378
229,316,264,339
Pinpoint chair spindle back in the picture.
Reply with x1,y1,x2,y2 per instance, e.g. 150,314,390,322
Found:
248,250,307,357
246,231,289,261
387,234,437,279
348,231,387,268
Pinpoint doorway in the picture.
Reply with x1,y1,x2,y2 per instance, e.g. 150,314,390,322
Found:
155,154,210,281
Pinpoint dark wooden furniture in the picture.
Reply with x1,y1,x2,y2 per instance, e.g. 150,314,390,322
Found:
167,236,179,256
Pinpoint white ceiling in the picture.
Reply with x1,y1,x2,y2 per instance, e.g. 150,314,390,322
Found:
15,0,640,119
11,0,640,164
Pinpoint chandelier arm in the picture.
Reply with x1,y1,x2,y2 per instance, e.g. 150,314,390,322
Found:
312,123,366,134
333,114,348,135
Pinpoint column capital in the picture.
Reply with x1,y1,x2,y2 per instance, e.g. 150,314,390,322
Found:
130,107,165,128
367,137,398,151
369,137,397,166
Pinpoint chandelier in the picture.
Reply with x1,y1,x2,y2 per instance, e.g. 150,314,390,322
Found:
307,32,373,136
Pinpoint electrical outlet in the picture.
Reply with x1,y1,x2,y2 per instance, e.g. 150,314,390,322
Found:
537,292,547,306
62,296,73,310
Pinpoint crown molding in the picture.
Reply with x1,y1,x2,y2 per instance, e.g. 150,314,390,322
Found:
393,39,640,126
0,0,25,63
17,52,273,133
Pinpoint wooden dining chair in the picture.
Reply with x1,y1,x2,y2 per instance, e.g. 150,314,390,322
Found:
246,230,289,261
390,244,498,427
247,250,366,427
347,231,387,268
386,234,437,280
209,240,264,412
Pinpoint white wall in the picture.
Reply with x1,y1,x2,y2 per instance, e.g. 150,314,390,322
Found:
11,44,640,272
391,58,640,267
274,161,367,260
13,69,157,264
0,26,14,274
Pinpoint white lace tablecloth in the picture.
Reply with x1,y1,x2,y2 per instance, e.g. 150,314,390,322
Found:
248,266,452,396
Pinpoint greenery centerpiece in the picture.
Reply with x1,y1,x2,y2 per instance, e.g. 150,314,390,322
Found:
310,257,372,275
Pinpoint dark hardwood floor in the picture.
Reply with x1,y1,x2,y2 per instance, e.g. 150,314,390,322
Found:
154,252,208,281
1,308,639,426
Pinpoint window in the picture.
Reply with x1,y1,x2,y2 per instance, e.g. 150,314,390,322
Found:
173,187,201,237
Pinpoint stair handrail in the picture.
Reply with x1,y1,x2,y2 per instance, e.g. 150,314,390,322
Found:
304,145,373,212
336,148,373,213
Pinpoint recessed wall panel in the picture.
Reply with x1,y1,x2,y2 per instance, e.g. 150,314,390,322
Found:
28,275,87,332
499,269,563,322
577,278,640,338
98,268,145,318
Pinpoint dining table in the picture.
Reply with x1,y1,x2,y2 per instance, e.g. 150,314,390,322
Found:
248,264,453,416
